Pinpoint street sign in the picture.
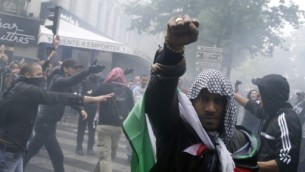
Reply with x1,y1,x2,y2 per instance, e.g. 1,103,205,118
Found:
196,52,222,62
197,45,223,53
195,45,223,72
195,61,222,69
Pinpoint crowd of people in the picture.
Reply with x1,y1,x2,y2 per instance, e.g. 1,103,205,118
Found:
0,14,305,172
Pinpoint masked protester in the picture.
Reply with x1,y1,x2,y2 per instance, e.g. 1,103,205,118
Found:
234,75,302,172
293,92,305,172
123,15,258,172
0,63,113,172
75,74,100,156
23,59,107,172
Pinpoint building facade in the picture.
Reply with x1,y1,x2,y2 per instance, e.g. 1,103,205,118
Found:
1,0,162,78
0,0,41,61
40,0,162,78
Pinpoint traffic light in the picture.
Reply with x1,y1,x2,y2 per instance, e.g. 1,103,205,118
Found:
45,6,61,35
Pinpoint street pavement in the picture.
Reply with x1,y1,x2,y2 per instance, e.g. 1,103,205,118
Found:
24,114,131,172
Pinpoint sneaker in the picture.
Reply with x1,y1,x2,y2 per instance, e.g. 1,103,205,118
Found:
76,149,84,156
87,149,94,155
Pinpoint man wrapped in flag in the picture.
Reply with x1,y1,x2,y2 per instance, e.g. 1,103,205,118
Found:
123,15,258,172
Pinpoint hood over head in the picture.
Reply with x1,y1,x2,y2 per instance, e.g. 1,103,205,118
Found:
188,69,237,145
252,74,291,116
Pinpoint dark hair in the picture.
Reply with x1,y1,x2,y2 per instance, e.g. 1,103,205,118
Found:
61,58,82,70
20,63,39,76
8,61,20,70
247,89,259,100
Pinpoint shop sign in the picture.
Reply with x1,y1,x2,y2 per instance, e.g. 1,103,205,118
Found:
0,13,39,45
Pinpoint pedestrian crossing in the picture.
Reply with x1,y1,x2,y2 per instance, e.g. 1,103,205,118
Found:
25,115,131,172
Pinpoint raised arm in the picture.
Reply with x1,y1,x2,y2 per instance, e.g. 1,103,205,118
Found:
53,65,105,87
145,15,199,137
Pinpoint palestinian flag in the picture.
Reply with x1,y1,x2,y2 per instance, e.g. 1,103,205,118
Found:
123,95,155,172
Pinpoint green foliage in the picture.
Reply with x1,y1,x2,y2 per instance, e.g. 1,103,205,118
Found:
124,0,304,58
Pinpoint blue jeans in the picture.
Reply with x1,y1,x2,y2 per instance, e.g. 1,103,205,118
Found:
0,149,23,172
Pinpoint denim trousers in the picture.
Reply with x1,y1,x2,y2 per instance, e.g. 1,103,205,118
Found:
0,149,23,172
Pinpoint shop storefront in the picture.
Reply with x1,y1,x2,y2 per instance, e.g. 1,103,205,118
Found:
0,12,40,61
38,8,151,79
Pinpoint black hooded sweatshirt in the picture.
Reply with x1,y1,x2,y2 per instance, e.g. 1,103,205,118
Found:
246,74,301,172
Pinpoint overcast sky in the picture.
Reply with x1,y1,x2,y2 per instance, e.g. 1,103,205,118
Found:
294,0,305,9
269,0,305,35
270,0,305,9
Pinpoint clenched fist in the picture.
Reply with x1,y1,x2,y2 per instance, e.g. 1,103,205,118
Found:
166,15,199,49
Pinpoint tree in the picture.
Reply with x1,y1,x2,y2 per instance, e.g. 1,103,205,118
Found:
231,26,305,94
124,0,304,76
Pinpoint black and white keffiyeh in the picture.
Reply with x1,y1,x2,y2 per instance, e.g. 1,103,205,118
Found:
144,69,237,171
187,69,237,145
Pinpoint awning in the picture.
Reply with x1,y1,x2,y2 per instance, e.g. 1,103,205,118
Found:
38,19,132,54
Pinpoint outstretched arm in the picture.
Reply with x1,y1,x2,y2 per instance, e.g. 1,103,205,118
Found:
233,92,249,107
83,93,114,104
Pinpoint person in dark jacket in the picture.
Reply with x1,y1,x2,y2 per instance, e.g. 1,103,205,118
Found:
4,60,21,90
23,59,106,172
234,75,302,172
293,92,305,172
75,74,100,155
241,89,262,138
123,15,258,172
93,67,134,172
0,63,113,172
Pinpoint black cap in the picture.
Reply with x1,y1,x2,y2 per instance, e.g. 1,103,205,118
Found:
61,58,82,69
252,74,289,88
251,74,290,102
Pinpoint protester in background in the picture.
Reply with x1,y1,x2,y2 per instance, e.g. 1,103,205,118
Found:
128,80,134,89
0,54,9,93
0,45,4,56
240,89,262,138
75,74,100,155
0,54,9,68
130,75,140,91
132,74,148,103
4,61,21,89
0,62,113,172
124,15,258,172
93,67,134,172
24,59,106,172
234,75,301,172
39,51,56,90
293,92,305,172
129,74,149,160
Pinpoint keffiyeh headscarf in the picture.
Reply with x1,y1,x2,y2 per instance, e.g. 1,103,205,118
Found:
187,69,237,145
104,67,127,85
